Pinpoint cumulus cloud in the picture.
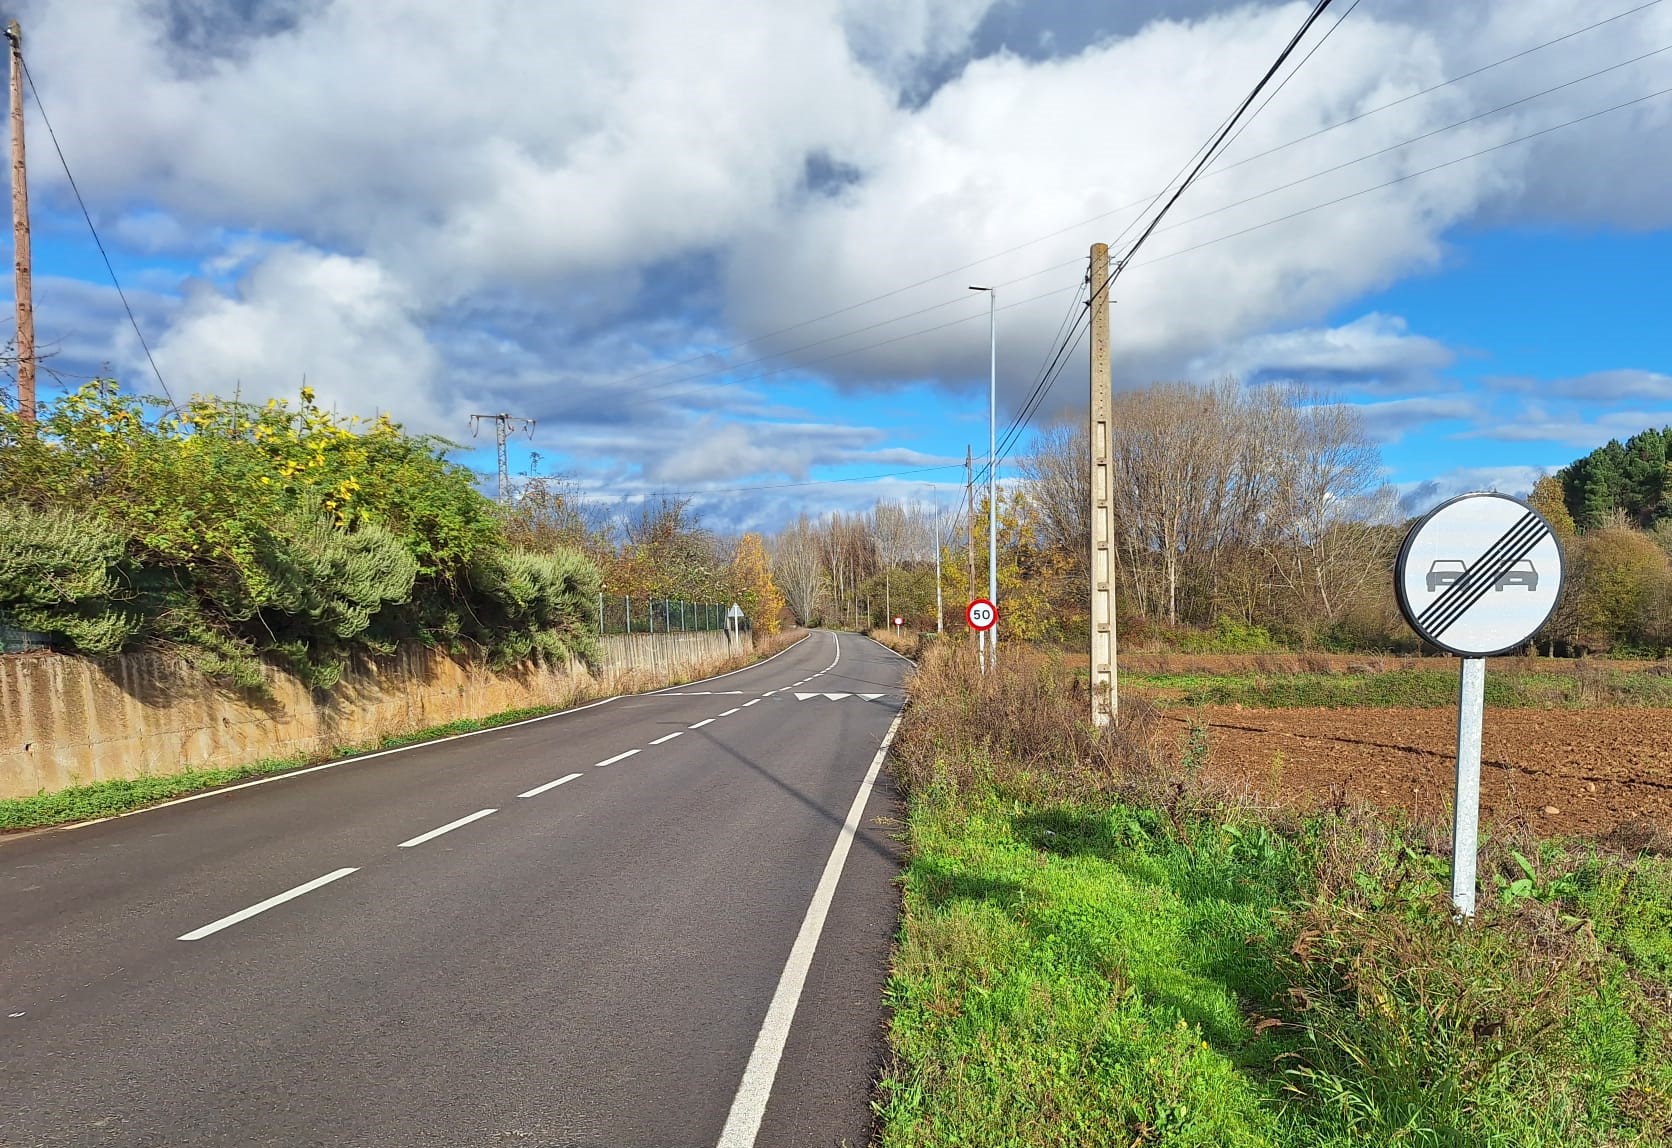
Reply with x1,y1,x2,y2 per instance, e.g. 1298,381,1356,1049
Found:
1353,395,1481,442
151,244,447,423
1398,464,1552,515
14,0,1671,519
1196,313,1454,390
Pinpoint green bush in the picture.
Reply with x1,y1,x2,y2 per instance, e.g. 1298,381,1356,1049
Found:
0,382,601,685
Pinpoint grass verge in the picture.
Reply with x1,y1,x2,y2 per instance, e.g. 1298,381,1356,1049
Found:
0,628,805,833
1128,667,1672,709
879,645,1672,1146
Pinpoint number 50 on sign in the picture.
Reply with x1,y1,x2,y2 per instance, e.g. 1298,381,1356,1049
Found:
966,599,997,631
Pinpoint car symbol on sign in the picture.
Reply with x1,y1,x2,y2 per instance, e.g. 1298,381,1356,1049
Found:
1425,559,1538,593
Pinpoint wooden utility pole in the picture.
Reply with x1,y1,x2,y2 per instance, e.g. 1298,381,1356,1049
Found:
1089,243,1117,725
7,20,33,423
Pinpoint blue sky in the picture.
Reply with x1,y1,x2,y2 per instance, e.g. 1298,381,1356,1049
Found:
8,0,1671,532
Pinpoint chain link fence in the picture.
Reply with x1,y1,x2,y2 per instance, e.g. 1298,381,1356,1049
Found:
0,611,54,654
595,595,748,636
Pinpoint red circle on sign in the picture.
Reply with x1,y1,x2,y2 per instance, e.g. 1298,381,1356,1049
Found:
893,616,903,626
965,598,998,631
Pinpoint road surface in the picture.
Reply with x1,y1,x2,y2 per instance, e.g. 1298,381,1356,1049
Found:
1,630,909,1147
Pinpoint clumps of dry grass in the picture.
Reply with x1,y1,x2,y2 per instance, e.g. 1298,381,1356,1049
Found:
892,642,1172,804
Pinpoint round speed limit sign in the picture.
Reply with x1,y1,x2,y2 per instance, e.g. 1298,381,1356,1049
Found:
966,598,998,631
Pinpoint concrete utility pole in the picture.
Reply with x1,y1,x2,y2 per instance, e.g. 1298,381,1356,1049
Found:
7,20,33,423
469,412,535,505
932,489,944,633
964,445,976,603
1088,243,1118,726
969,285,999,669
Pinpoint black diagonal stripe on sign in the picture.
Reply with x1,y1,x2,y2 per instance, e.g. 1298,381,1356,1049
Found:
1417,518,1544,631
1419,515,1545,636
1416,512,1539,631
1424,517,1549,636
1428,522,1551,639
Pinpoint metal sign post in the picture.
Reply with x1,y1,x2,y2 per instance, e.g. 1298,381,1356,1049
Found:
966,599,997,675
1395,492,1565,919
726,602,744,643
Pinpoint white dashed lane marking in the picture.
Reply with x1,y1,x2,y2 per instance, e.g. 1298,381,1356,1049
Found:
178,867,359,942
398,809,498,848
518,773,583,798
650,732,683,745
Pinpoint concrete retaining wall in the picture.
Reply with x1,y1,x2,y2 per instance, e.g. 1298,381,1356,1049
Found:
0,630,750,799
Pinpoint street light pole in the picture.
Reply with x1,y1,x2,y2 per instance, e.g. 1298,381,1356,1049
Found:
970,285,998,668
930,487,944,634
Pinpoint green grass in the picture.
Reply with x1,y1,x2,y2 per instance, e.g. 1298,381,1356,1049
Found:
1124,669,1672,709
880,786,1672,1146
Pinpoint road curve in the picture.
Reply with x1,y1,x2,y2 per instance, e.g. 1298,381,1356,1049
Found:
1,630,910,1148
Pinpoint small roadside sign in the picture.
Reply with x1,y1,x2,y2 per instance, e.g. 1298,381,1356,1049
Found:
966,599,997,631
893,616,903,627
727,603,744,621
1394,491,1565,919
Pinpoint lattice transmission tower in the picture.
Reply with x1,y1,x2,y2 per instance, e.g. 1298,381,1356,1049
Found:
469,412,536,504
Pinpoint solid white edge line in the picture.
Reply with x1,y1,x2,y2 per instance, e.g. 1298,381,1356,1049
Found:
649,732,683,745
396,807,497,848
690,718,715,729
178,867,359,941
715,706,903,1148
517,772,583,798
862,633,917,666
719,708,740,717
593,749,640,768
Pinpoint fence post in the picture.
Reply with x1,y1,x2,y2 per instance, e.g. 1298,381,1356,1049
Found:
626,594,632,635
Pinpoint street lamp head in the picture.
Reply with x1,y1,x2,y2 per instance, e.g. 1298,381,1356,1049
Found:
968,284,992,292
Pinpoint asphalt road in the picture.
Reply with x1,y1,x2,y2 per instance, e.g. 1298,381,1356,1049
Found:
1,630,910,1148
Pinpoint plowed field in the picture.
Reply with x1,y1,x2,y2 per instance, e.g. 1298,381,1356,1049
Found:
1162,705,1672,836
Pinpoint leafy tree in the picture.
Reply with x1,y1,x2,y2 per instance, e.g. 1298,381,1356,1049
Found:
727,532,785,635
1527,475,1576,540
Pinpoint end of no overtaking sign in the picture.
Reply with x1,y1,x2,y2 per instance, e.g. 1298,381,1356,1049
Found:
1395,491,1565,656
1394,490,1566,921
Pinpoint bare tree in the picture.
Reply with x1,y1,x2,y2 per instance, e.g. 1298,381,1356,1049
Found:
770,514,825,624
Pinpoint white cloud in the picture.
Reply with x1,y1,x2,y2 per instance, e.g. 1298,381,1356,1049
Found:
151,245,447,424
15,0,1672,519
1353,395,1480,442
1197,313,1454,390
1398,464,1553,515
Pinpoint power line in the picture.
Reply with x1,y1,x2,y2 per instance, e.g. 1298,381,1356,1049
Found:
1210,0,1365,167
1130,81,1672,274
19,58,175,412
978,52,1672,477
594,1,1666,406
1114,0,1338,282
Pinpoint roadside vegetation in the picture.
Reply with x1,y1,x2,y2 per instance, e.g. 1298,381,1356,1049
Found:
0,383,788,691
878,645,1672,1146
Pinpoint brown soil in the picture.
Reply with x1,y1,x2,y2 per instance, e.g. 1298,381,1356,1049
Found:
1163,705,1672,837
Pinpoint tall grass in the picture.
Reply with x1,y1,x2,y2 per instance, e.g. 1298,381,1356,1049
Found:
880,645,1672,1147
